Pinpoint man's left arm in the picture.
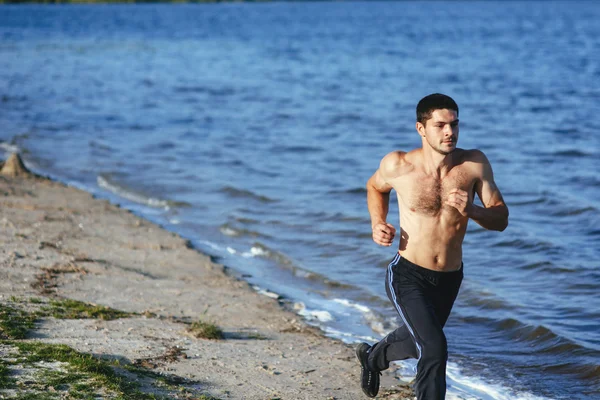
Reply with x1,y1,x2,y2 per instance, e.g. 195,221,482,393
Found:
446,150,509,231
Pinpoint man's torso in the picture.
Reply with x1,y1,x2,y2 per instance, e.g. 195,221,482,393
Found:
387,149,479,271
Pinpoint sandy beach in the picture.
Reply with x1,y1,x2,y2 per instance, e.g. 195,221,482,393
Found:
0,154,413,399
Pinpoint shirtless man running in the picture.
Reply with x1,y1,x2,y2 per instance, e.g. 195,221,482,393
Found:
356,93,509,399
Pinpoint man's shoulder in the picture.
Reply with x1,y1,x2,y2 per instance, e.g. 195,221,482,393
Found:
379,150,415,179
456,148,489,164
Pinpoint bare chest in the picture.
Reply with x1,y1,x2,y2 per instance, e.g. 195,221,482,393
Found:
401,170,474,216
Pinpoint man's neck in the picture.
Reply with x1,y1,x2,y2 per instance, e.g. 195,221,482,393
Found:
420,147,454,177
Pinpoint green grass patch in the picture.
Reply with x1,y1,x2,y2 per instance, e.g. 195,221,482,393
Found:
8,341,158,399
14,342,114,374
0,303,37,339
1,298,133,340
188,320,223,340
0,300,220,398
42,299,134,320
0,361,16,389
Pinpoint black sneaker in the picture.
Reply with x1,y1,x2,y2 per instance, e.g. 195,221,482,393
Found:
355,342,380,398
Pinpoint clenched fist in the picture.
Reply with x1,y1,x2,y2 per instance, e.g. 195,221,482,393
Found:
445,188,473,217
372,222,396,247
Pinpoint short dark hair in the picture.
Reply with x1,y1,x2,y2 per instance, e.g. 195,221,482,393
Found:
416,93,459,125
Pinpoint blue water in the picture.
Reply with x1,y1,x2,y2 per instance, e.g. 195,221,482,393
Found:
1,2,599,398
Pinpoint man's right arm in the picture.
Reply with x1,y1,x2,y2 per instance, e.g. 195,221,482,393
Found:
366,152,402,246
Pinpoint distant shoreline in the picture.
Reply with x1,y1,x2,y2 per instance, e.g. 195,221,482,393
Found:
1,0,271,5
2,0,284,4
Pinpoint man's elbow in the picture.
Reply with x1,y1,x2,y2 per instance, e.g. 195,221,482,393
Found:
498,209,509,232
498,218,509,232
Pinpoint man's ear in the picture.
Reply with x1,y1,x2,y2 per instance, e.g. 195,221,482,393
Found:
416,121,426,137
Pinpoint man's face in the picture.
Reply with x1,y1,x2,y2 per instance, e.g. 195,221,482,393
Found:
417,109,459,155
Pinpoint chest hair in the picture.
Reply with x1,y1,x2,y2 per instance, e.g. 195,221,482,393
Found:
410,171,471,216
412,177,443,215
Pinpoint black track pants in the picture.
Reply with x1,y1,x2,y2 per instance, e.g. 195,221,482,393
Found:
368,254,463,400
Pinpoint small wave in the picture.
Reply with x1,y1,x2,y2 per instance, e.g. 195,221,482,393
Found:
519,261,577,274
327,187,367,195
501,321,562,345
234,216,260,224
1,94,28,103
329,113,363,124
571,175,600,187
446,362,551,400
321,277,353,289
198,240,225,253
510,196,547,206
270,145,324,153
551,127,580,135
141,140,177,152
227,242,276,259
312,211,368,223
551,149,592,157
530,361,600,383
491,239,555,252
88,140,114,152
529,106,552,113
273,112,293,120
464,295,516,312
243,241,297,265
225,245,269,259
126,123,154,131
219,186,276,203
97,175,190,209
322,326,379,344
226,242,355,290
219,223,271,239
333,298,371,314
173,85,235,97
464,315,591,357
293,302,333,323
251,285,281,300
549,206,597,217
242,246,269,258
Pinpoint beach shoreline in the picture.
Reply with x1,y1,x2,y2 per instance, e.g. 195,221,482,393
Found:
0,154,413,399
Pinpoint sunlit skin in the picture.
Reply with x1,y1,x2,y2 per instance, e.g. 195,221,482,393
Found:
366,109,509,271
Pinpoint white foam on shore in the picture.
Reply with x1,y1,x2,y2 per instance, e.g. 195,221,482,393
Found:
225,245,270,258
220,227,238,236
323,326,379,343
251,285,281,300
445,361,552,399
242,246,269,258
198,240,224,253
97,175,170,209
226,247,237,255
388,360,552,400
293,302,333,322
333,298,371,313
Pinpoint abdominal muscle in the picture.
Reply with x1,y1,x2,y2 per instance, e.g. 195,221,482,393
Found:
397,210,468,272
